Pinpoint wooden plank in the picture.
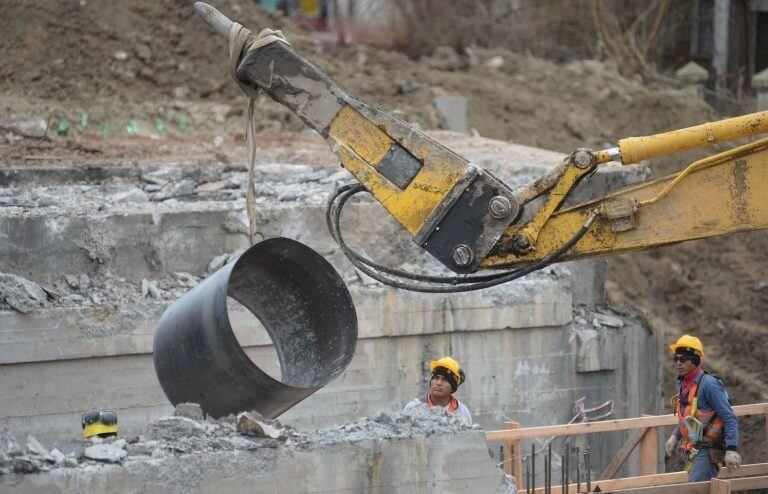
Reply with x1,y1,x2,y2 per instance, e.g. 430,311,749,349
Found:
602,428,648,479
727,475,768,490
485,404,768,442
599,482,709,494
502,421,515,476
531,472,688,494
529,464,768,494
718,463,768,478
709,477,731,494
511,422,523,487
639,426,659,476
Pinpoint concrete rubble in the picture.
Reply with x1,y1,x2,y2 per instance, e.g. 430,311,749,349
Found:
0,405,515,494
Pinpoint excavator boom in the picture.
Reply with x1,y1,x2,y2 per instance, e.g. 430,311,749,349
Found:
195,2,768,285
149,2,768,422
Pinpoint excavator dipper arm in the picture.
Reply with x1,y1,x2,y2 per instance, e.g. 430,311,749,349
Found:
151,3,768,421
195,3,768,284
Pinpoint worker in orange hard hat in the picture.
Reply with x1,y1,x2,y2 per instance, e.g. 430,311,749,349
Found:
664,335,740,482
403,356,472,425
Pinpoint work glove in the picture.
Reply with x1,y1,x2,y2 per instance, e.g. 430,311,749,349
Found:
664,435,678,456
725,450,741,471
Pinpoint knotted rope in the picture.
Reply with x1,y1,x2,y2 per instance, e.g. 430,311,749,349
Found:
227,23,290,244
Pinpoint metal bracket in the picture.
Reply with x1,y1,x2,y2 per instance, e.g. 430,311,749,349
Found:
599,199,638,233
414,165,521,273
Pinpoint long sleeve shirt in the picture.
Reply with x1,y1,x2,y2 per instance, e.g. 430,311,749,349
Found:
404,395,473,425
673,369,739,450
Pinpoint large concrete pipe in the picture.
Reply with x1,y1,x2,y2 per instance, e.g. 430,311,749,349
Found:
153,237,357,418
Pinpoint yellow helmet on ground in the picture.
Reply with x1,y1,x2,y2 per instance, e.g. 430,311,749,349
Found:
668,335,704,357
81,410,119,438
429,356,466,391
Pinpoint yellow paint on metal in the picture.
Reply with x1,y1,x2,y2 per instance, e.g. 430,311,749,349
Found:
328,104,467,234
593,149,616,164
484,143,768,268
618,111,768,165
329,105,391,165
300,0,319,15
511,163,593,248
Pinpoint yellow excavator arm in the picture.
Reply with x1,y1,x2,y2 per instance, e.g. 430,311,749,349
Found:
195,3,768,291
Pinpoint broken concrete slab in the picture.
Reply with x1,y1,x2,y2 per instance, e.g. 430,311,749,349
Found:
434,95,469,133
236,412,285,439
25,435,49,458
83,442,127,463
143,417,207,442
174,403,204,421
0,427,22,458
1,410,513,493
0,119,48,140
0,273,47,313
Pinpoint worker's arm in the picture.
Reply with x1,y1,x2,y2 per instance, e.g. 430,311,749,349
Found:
456,403,473,426
672,425,681,440
403,399,422,412
701,376,739,449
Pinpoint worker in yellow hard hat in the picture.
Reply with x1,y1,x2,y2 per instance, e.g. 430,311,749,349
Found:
81,409,119,439
664,335,740,482
403,356,472,425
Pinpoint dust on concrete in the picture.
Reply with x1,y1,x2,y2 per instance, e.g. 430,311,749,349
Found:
0,404,476,476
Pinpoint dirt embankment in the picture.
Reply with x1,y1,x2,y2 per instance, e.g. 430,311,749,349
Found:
608,231,768,465
2,0,713,155
2,0,766,465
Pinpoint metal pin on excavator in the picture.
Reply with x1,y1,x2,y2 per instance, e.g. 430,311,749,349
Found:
152,3,768,419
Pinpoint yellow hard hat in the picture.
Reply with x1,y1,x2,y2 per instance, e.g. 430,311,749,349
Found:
82,410,119,438
429,357,465,388
668,335,704,357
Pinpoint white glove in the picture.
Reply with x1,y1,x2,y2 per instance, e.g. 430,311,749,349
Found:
725,450,741,471
665,435,678,456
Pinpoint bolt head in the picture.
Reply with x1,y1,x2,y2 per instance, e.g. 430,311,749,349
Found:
451,244,474,267
489,196,512,219
573,149,594,169
511,234,532,253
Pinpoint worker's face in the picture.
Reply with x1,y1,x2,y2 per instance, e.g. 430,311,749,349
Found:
430,374,452,400
674,354,697,376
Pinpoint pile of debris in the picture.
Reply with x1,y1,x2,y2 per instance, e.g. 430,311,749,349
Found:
0,403,476,476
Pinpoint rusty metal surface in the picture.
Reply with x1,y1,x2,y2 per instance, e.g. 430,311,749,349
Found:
153,237,357,418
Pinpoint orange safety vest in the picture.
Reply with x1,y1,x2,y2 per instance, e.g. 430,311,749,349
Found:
675,374,726,451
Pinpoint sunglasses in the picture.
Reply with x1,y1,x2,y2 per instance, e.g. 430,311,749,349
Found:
81,410,118,428
673,355,693,363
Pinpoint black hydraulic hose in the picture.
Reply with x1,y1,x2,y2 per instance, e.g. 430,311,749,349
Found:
325,185,516,284
325,184,596,293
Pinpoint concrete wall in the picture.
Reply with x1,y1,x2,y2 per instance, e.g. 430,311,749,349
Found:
0,430,515,494
0,134,661,485
0,273,664,480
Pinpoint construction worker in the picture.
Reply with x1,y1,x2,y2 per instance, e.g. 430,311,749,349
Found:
664,335,740,482
81,409,119,439
404,357,472,425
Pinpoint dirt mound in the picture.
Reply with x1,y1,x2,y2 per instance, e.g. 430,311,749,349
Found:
0,0,306,102
1,0,713,161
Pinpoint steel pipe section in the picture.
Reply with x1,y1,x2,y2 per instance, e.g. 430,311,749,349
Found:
153,237,357,418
